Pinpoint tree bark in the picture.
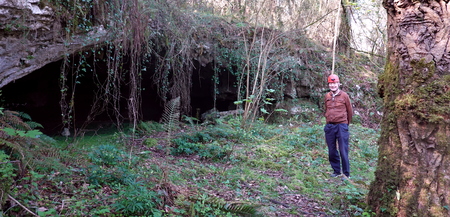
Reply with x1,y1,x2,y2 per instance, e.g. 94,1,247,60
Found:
368,1,450,216
337,0,353,56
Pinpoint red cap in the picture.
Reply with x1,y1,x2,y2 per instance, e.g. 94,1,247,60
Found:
327,74,340,83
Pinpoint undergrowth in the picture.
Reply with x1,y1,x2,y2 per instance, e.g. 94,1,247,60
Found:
1,116,379,216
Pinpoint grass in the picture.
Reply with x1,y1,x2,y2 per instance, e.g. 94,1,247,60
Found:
1,117,379,216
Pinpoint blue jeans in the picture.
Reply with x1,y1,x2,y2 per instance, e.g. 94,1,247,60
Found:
324,123,350,177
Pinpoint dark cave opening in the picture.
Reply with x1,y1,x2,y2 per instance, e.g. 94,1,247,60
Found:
191,60,238,118
1,52,163,135
1,56,239,136
2,61,62,135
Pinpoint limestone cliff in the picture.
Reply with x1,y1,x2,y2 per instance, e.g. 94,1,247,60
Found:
0,0,109,88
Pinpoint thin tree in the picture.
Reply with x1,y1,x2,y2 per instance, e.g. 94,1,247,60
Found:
368,1,450,216
337,0,354,56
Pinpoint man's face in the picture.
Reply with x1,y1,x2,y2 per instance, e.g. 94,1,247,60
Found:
328,82,340,92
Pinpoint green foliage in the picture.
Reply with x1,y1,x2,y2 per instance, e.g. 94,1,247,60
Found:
0,150,16,208
0,109,41,132
143,138,158,148
137,121,164,135
198,141,232,161
0,1,385,215
0,151,15,180
331,183,372,216
171,138,202,156
170,125,239,161
290,124,324,148
88,144,126,166
188,194,260,216
203,124,245,141
170,137,232,161
159,97,181,153
111,184,163,216
1,128,42,138
0,111,43,140
87,144,138,186
0,109,45,177
37,208,58,217
2,110,380,216
43,0,96,33
182,115,200,125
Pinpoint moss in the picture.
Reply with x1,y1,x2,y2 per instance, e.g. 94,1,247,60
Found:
409,59,435,83
383,59,450,124
436,131,450,154
369,131,402,215
394,94,417,110
369,61,404,216
143,138,158,148
378,61,400,101
371,47,450,217
429,204,447,216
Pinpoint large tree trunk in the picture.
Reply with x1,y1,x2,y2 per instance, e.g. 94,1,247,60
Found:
368,1,450,216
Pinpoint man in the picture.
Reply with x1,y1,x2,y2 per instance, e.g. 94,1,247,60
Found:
324,74,353,179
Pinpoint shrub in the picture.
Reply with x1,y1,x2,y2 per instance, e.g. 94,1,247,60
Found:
171,132,232,161
88,144,126,167
88,164,138,186
171,138,203,156
0,150,16,209
137,121,164,135
87,144,138,186
144,138,158,148
111,184,163,216
198,141,232,161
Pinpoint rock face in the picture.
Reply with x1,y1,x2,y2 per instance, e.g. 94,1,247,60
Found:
0,0,109,88
0,0,339,133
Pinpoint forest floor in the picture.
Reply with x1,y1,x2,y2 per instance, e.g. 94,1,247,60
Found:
146,151,344,217
141,122,376,216
3,118,379,216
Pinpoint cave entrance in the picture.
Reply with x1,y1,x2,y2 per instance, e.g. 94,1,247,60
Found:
1,53,239,136
1,52,162,136
2,61,62,135
191,60,238,118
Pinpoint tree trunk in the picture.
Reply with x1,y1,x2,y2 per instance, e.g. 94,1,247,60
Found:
337,0,352,56
368,1,450,216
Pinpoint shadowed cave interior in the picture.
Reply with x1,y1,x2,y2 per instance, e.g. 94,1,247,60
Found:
1,52,238,135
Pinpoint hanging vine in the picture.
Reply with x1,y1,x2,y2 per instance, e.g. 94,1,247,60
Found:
53,0,323,135
55,0,154,137
59,53,87,137
148,1,204,116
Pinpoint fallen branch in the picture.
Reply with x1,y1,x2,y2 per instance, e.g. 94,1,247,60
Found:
8,194,38,216
0,160,20,165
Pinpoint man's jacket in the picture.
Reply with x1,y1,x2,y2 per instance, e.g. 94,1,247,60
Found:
324,90,353,124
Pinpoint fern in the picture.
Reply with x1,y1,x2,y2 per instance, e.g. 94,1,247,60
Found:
161,96,180,132
207,198,261,216
0,109,44,173
160,97,180,153
25,121,43,129
191,196,262,216
17,112,32,121
0,110,31,131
